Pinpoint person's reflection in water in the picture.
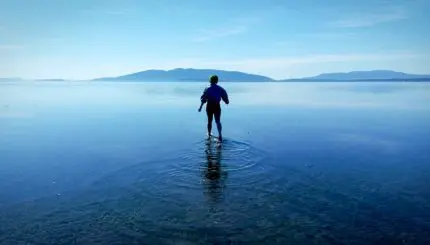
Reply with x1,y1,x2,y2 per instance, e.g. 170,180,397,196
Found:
203,140,227,205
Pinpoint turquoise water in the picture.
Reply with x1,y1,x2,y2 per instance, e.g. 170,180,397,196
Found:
1,81,430,244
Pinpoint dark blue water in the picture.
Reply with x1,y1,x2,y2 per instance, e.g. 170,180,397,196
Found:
1,81,430,244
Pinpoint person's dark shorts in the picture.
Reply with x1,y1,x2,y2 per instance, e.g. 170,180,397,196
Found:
206,103,221,122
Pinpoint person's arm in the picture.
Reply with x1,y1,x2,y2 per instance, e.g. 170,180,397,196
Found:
221,88,229,104
198,88,208,112
198,101,205,112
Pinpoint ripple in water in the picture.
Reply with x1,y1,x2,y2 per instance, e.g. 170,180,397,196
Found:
157,137,272,191
87,137,281,243
133,137,281,239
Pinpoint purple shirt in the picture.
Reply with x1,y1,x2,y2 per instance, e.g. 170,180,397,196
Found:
200,84,229,105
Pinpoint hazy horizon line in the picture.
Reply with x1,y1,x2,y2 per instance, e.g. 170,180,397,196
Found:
3,68,430,81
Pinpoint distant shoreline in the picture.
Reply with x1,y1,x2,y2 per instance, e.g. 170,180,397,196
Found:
2,79,430,83
2,69,430,82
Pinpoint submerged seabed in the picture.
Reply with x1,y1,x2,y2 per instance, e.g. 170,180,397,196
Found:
0,81,430,244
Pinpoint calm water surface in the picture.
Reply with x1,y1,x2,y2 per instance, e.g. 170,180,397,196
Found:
1,81,430,244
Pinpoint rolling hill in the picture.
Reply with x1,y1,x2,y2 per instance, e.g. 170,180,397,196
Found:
94,68,274,82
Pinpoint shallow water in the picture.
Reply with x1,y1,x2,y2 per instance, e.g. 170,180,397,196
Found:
1,81,430,244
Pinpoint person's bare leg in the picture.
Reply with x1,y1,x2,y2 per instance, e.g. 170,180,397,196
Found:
215,110,222,142
207,110,213,138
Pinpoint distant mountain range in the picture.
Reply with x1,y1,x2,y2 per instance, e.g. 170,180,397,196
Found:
2,69,430,82
282,70,430,82
94,69,430,82
94,68,274,82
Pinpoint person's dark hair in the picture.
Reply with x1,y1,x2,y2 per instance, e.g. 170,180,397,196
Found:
209,75,218,84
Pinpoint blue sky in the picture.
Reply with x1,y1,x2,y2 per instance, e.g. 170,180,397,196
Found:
1,0,429,79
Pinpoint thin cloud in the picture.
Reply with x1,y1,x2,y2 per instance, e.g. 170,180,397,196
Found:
80,8,132,16
205,52,422,67
0,45,26,50
302,32,357,38
191,14,260,42
192,26,247,42
100,10,131,15
331,6,407,28
0,111,36,119
231,16,262,26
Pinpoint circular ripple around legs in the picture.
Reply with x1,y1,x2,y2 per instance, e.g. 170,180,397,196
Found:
157,138,274,191
85,137,285,243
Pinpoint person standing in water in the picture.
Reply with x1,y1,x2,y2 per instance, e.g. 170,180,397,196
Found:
198,75,229,142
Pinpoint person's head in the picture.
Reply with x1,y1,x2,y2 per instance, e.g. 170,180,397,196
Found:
209,75,218,84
